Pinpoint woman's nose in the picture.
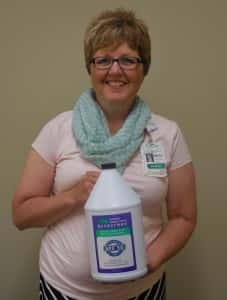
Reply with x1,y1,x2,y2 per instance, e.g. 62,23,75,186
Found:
108,60,123,73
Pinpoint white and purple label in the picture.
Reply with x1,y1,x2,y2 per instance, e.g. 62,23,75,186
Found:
92,212,137,273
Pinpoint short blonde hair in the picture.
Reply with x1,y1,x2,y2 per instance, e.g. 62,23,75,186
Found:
84,8,151,76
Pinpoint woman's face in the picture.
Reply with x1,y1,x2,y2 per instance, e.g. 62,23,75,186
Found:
90,42,144,110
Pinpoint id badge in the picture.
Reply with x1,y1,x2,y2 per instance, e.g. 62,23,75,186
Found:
141,141,167,177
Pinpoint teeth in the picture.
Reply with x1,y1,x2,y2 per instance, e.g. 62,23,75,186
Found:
107,81,125,87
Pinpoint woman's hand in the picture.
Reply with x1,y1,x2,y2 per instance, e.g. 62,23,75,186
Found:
12,149,100,230
66,171,100,205
146,162,197,272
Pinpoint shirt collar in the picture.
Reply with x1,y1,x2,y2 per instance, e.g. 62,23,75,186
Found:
145,117,158,133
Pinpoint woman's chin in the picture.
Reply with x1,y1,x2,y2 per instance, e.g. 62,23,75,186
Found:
103,92,133,105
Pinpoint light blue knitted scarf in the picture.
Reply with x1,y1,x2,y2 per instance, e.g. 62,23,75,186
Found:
72,88,151,172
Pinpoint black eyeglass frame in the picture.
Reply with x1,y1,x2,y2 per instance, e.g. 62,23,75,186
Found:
90,56,144,70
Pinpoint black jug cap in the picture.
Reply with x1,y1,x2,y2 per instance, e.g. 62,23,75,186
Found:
101,163,116,169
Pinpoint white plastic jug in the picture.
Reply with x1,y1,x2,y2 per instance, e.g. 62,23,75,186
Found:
85,163,147,282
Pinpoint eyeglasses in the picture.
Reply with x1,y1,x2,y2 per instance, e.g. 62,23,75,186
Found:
90,56,143,70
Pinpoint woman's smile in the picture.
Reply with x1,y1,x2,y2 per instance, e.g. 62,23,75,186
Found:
90,42,144,109
105,80,128,87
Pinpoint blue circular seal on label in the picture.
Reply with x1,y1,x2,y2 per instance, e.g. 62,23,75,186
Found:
104,240,126,256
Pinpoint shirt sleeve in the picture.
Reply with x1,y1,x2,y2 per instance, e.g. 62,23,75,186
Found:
31,114,64,167
168,124,192,171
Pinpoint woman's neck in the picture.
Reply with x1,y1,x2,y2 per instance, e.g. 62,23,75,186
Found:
100,103,131,135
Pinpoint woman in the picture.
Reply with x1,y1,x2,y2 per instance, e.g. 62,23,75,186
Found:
12,8,197,300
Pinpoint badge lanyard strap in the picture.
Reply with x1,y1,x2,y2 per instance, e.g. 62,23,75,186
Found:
144,128,153,143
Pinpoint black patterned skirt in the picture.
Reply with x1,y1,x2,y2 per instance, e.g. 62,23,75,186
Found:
40,272,166,300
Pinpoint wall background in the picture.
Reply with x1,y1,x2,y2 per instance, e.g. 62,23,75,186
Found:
1,0,226,299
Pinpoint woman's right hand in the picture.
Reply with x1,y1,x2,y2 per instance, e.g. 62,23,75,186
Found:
66,171,100,205
12,149,99,230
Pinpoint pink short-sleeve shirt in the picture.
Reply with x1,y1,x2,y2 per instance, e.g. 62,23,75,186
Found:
32,111,191,300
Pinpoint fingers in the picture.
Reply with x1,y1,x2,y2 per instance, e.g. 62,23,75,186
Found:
83,171,100,193
65,171,100,209
85,171,100,179
85,171,100,183
71,171,100,204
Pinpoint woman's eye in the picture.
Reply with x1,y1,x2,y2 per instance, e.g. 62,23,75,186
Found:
96,57,110,65
120,57,136,65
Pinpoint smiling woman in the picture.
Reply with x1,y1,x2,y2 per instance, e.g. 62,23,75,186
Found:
12,8,196,300
84,9,151,132
89,43,145,124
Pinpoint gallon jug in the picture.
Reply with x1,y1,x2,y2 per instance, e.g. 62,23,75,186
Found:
85,163,147,282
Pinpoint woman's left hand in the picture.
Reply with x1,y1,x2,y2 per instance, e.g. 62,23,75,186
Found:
146,162,197,271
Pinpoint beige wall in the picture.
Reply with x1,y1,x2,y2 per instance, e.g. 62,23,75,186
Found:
1,0,226,299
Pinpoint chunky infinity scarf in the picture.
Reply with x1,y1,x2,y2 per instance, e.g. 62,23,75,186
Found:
72,88,151,172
